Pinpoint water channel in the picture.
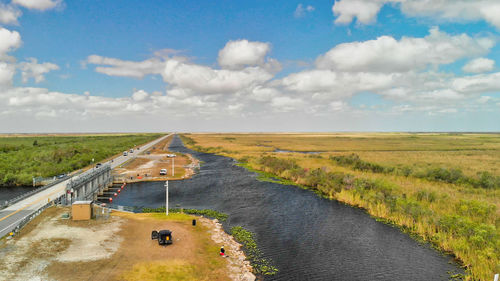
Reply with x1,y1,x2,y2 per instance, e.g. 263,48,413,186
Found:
108,135,462,280
0,186,37,203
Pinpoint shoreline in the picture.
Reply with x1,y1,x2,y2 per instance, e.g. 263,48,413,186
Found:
197,217,255,281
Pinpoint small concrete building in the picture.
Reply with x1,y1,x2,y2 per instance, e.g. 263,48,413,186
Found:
72,201,93,220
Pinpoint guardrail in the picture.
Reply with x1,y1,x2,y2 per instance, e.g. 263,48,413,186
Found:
0,175,72,210
2,193,66,238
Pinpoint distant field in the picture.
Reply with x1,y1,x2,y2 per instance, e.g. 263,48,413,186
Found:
180,133,500,281
0,133,163,186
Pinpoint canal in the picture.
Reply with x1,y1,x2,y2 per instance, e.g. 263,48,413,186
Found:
109,135,462,280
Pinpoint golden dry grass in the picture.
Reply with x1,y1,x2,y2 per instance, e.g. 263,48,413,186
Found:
182,133,500,280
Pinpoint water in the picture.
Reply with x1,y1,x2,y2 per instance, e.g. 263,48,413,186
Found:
274,149,323,154
0,186,37,202
108,135,463,280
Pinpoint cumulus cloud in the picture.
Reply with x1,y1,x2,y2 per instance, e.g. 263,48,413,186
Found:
452,72,500,94
131,89,149,101
294,4,315,18
333,0,385,24
270,96,305,112
462,58,495,73
0,27,22,58
332,0,500,29
0,62,16,87
18,58,59,83
316,27,494,73
12,0,62,11
282,69,396,99
0,3,22,25
163,59,274,94
218,40,271,69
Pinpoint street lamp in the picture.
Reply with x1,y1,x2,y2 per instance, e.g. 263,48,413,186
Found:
165,180,169,216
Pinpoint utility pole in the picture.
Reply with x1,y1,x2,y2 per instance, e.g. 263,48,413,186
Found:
165,180,169,216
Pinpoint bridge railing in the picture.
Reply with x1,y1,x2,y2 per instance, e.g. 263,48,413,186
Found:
4,193,66,238
0,175,71,210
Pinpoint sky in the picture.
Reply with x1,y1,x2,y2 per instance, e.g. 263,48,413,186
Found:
0,0,499,132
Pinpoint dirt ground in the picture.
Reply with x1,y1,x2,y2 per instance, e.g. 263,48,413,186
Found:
0,207,254,281
114,135,199,183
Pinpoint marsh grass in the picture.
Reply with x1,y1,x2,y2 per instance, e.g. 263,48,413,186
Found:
181,133,500,281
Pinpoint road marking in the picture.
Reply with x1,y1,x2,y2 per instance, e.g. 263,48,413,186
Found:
0,183,66,222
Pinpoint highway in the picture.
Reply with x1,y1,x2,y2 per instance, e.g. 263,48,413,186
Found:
0,133,172,238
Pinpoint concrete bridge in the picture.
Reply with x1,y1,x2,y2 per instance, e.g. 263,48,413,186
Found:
0,133,172,238
65,164,113,203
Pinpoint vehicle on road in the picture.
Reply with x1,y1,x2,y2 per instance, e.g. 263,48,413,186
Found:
129,149,134,153
160,169,167,175
167,154,176,158
95,163,102,168
123,151,128,156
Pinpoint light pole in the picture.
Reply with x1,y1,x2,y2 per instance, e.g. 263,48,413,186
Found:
165,180,169,216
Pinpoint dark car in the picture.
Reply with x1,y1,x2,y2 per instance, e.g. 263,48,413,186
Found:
96,163,102,168
157,230,173,245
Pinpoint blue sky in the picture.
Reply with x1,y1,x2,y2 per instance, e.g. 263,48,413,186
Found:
0,0,499,132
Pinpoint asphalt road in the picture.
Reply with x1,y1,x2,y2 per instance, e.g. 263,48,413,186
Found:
0,133,172,238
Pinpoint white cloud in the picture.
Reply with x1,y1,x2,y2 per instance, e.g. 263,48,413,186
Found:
131,89,149,102
270,96,305,112
0,62,16,87
87,55,165,79
162,59,274,94
282,69,395,98
332,0,500,29
12,0,62,11
333,0,386,25
462,58,495,73
452,72,500,94
294,4,315,18
316,28,494,73
249,86,279,102
218,40,271,70
0,3,22,25
330,101,346,111
0,27,22,58
18,58,59,83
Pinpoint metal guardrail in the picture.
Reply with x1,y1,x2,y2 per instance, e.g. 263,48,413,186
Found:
66,164,111,191
3,193,66,238
94,203,139,213
0,175,72,210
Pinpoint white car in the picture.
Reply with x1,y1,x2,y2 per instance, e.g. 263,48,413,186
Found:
123,151,128,156
159,169,167,175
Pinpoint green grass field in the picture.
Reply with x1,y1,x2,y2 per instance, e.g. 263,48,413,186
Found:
180,133,500,281
0,133,163,186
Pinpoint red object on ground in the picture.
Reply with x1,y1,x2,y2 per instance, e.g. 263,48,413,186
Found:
118,189,121,193
137,176,142,179
109,198,112,202
114,193,117,197
220,252,224,256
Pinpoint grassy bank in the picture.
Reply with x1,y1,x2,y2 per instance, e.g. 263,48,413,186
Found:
0,133,163,186
180,133,500,281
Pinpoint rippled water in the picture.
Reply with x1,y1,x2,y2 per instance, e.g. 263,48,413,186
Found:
108,135,463,280
0,186,37,202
